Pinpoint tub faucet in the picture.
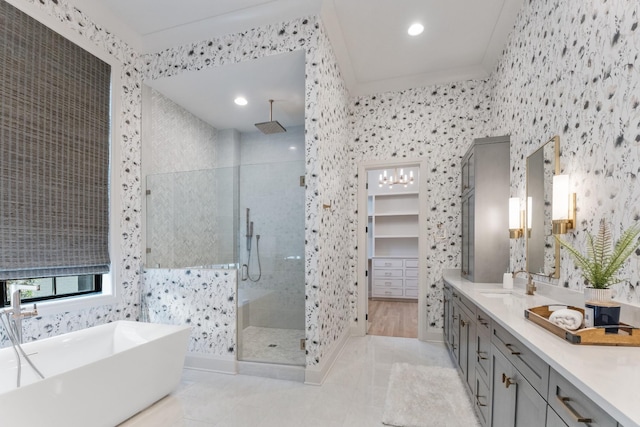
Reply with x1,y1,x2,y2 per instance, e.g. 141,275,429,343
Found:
9,283,39,344
512,270,536,295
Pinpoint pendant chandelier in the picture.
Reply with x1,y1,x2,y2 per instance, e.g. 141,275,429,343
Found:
378,168,414,188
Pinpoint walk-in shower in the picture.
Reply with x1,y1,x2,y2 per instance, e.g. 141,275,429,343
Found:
145,126,306,367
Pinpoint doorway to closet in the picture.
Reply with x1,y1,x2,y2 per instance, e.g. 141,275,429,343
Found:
363,164,421,339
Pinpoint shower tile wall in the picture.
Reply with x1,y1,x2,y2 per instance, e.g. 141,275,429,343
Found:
489,0,640,303
1,0,143,348
239,126,305,331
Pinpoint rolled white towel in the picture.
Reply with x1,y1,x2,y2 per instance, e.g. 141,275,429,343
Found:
549,308,583,331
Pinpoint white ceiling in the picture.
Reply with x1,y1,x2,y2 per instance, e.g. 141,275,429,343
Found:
64,0,524,129
147,51,305,133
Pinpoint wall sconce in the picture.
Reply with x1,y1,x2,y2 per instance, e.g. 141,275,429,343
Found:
552,174,576,234
509,197,524,238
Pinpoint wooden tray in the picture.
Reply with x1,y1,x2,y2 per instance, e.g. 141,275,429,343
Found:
524,305,640,346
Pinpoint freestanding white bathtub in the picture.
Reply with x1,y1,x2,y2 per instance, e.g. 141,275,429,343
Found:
0,320,191,427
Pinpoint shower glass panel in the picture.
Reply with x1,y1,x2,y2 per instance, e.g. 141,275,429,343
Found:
237,158,305,366
146,167,238,269
144,138,305,366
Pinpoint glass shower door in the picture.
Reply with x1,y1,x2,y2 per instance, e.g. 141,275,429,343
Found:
236,159,305,366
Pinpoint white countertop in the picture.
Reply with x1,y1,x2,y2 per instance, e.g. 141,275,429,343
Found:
443,270,640,427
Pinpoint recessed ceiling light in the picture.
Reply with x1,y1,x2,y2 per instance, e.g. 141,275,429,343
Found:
234,96,248,106
407,23,424,36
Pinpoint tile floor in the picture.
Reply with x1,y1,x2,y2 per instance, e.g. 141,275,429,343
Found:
120,335,455,427
240,326,306,366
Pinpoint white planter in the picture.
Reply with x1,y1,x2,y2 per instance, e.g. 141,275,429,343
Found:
584,287,615,304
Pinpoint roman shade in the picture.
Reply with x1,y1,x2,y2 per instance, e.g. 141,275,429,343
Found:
0,1,111,280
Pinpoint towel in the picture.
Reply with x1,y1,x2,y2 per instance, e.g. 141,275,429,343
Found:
549,308,583,331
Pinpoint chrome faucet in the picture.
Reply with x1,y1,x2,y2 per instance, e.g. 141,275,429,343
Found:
9,283,39,343
512,270,536,295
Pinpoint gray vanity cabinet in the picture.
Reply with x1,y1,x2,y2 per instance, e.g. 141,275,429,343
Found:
461,135,510,283
491,347,547,427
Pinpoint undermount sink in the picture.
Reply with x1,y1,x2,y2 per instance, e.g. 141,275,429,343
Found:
478,290,525,298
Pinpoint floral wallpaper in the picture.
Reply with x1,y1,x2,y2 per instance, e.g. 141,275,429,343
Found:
349,82,493,329
490,0,640,303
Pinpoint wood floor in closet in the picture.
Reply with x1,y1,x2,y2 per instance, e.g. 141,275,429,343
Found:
367,299,418,338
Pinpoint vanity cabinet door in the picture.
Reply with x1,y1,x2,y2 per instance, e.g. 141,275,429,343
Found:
443,284,453,348
491,346,547,427
458,303,476,391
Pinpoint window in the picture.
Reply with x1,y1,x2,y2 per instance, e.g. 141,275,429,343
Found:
1,275,102,306
0,0,112,302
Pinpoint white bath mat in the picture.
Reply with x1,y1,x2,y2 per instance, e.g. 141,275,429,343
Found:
382,363,480,427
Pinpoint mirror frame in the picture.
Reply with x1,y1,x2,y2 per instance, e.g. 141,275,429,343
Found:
526,135,560,279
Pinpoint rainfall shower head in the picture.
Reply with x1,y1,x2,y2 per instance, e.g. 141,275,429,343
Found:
255,99,287,134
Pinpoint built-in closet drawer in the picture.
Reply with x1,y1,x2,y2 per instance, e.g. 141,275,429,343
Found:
372,278,403,289
372,288,404,298
491,322,549,396
405,268,418,278
404,288,418,298
404,279,418,289
373,258,403,268
548,369,617,427
405,259,418,268
374,269,403,278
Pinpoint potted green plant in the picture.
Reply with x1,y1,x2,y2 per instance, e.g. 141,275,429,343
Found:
555,220,640,329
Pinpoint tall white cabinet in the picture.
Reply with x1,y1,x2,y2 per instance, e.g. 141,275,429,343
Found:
367,169,419,300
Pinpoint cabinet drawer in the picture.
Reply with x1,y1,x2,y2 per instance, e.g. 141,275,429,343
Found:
548,369,617,427
373,268,403,278
405,259,418,268
475,326,491,381
475,307,491,335
404,288,418,298
404,279,418,289
405,268,418,278
373,258,403,268
474,371,491,427
491,322,549,396
372,278,403,289
372,288,404,298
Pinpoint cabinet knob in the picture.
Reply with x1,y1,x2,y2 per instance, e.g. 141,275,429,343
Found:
477,316,489,326
501,373,515,389
556,396,593,424
476,351,488,360
460,319,467,327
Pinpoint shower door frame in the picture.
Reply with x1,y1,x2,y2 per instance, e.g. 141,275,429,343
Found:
356,158,435,341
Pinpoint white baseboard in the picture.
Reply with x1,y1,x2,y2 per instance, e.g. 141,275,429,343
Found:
184,353,237,374
238,360,305,382
422,327,444,342
304,326,351,385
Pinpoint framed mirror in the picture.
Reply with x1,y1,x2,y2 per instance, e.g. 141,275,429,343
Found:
526,135,560,278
